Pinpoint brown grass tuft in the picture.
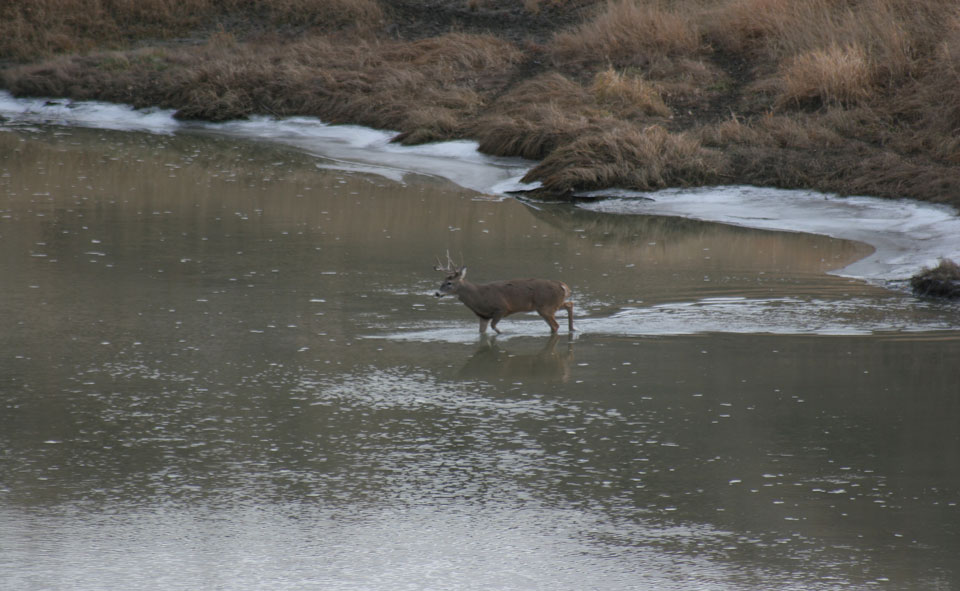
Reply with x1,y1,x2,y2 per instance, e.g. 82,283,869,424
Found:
704,0,958,83
471,73,599,159
590,68,671,118
775,43,875,108
911,259,960,298
473,106,599,161
381,33,522,72
472,69,674,161
700,112,845,151
489,72,591,113
524,125,726,194
393,106,463,145
549,0,701,69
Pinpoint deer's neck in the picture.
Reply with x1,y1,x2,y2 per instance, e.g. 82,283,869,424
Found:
454,280,486,311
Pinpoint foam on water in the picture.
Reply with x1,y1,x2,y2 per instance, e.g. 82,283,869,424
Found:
3,91,959,282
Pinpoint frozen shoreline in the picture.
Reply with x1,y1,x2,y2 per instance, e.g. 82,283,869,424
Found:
3,91,958,282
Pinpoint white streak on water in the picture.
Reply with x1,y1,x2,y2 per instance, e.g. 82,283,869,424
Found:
3,91,959,281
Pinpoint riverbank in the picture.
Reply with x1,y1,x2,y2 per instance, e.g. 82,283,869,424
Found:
3,0,960,208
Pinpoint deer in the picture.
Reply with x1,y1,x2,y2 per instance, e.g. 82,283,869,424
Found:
433,253,574,335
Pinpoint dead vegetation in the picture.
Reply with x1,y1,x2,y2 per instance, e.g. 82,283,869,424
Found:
911,259,960,299
525,125,724,193
3,0,960,208
0,0,384,60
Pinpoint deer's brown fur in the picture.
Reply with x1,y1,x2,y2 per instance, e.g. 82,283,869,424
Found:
434,257,574,334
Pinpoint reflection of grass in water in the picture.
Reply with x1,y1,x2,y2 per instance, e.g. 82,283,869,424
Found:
525,200,873,276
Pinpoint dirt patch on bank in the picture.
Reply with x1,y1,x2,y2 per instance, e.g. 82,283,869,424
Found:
3,0,960,209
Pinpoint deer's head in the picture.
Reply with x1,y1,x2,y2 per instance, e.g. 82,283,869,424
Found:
434,252,466,298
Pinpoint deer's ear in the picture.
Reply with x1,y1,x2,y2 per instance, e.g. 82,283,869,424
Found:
458,267,467,279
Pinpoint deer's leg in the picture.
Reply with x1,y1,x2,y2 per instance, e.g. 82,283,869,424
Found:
478,318,490,334
538,310,560,333
562,301,574,332
490,313,504,334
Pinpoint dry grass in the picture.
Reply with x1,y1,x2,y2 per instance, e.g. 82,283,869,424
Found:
911,259,960,298
489,72,591,113
889,26,960,163
550,0,702,68
0,0,205,59
4,31,518,130
546,0,722,113
590,69,671,118
0,0,383,61
471,73,598,159
474,107,600,161
704,0,959,80
775,43,875,108
700,113,844,151
525,125,726,194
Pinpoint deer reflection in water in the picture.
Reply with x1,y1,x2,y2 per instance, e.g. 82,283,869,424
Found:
458,333,575,384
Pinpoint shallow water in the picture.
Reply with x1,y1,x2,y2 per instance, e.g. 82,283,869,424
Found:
2,123,960,591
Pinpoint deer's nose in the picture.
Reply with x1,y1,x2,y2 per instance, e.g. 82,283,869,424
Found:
434,291,443,298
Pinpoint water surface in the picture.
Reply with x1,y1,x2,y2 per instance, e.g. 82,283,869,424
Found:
2,123,959,590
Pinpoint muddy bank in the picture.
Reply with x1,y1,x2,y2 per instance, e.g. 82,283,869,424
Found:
3,0,960,209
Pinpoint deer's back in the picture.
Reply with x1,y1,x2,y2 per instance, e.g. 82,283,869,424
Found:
479,279,569,312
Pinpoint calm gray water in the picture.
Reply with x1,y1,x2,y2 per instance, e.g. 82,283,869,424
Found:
2,124,959,590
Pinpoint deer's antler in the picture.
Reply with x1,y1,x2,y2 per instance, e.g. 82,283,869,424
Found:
434,250,460,273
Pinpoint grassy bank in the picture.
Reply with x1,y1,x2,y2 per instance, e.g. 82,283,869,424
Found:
3,0,960,208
